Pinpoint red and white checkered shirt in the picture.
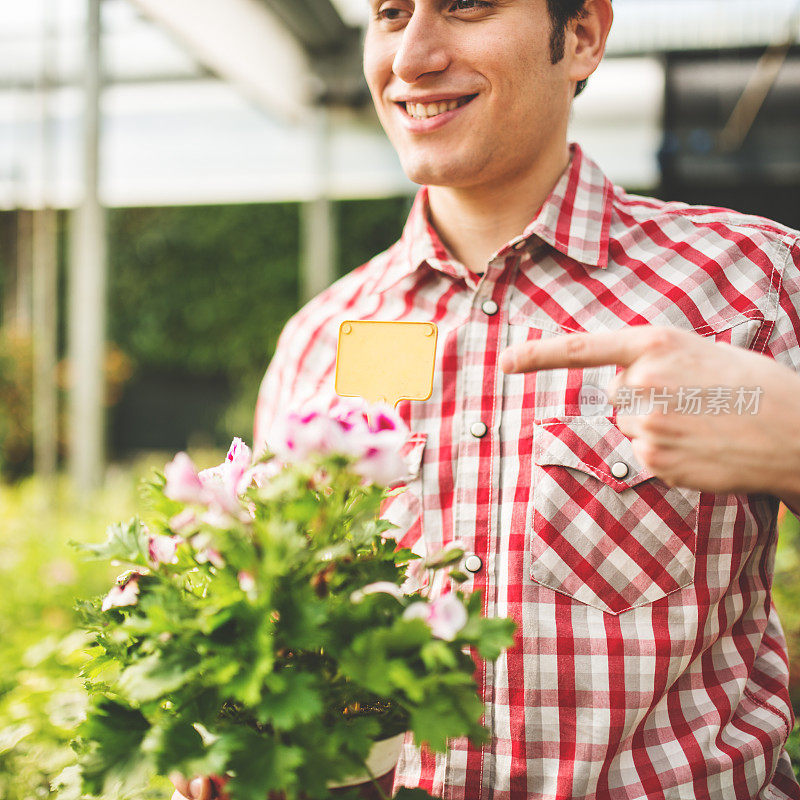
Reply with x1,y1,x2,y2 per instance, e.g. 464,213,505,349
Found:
254,144,800,800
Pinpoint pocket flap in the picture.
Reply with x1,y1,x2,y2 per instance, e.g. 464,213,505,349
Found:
535,417,654,490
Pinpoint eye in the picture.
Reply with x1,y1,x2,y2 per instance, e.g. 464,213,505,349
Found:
375,3,411,22
448,0,492,11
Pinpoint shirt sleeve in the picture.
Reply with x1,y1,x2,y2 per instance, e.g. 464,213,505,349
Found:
253,314,301,455
763,237,800,516
764,236,800,372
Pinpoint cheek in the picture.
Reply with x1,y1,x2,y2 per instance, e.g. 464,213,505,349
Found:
363,35,393,96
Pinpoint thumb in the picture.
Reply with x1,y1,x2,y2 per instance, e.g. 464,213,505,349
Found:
188,777,213,800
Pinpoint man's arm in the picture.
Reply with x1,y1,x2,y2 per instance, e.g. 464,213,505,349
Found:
501,325,800,500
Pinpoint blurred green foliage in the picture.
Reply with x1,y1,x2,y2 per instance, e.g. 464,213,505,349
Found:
106,198,410,436
0,454,223,800
0,328,33,479
1,471,800,797
107,196,409,382
1,198,412,462
107,204,300,380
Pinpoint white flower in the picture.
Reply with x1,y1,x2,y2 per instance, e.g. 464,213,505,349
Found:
350,581,406,603
101,572,144,612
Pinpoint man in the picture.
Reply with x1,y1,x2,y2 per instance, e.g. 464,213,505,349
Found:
175,1,800,797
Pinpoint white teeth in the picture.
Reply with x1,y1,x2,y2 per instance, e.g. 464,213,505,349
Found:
404,97,470,120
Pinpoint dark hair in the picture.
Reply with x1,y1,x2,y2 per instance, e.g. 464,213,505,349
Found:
546,0,591,97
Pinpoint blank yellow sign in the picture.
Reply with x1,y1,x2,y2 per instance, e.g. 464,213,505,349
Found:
335,320,438,407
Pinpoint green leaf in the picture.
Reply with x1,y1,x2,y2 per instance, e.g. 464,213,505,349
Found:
394,789,439,800
425,548,465,569
255,671,323,730
142,717,205,774
73,518,150,568
216,727,304,800
467,617,517,662
76,697,151,796
117,651,197,704
408,689,486,752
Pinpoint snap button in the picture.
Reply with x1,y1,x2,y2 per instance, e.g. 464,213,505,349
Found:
481,300,499,316
470,421,488,439
611,461,630,479
464,555,483,574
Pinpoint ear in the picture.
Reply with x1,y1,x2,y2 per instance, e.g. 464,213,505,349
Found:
567,0,614,86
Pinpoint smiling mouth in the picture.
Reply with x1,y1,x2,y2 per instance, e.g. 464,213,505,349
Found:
398,95,477,120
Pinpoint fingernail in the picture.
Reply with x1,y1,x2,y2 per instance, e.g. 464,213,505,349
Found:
500,348,517,373
189,778,204,799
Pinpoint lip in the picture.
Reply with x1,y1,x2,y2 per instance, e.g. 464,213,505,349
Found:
391,93,476,104
391,94,478,133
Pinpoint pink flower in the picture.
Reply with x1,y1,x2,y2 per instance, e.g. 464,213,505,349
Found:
238,571,256,593
198,466,242,515
191,534,226,569
101,572,144,612
402,594,468,641
244,460,281,489
224,437,253,493
345,403,408,486
271,400,410,487
148,533,180,566
270,405,347,463
350,581,406,603
169,509,198,535
194,438,257,525
164,453,205,503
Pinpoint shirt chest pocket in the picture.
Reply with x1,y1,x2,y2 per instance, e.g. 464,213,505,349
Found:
530,417,699,615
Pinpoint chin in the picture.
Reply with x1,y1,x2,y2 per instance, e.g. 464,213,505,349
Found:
399,154,483,189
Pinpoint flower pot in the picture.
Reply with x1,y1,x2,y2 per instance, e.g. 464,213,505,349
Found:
263,732,405,800
327,731,405,798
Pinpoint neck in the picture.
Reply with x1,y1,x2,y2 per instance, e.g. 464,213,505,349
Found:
426,140,571,274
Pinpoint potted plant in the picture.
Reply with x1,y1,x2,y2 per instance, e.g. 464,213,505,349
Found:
67,402,516,800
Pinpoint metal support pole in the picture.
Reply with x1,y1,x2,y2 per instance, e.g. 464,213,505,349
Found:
300,107,336,304
32,207,58,477
13,211,33,334
68,0,106,494
32,0,59,478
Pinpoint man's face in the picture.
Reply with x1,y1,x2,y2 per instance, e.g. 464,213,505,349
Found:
363,0,576,190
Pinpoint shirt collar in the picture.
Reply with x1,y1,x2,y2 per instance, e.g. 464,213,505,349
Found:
522,143,614,269
376,142,614,293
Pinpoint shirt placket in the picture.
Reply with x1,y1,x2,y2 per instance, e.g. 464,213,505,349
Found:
443,250,518,800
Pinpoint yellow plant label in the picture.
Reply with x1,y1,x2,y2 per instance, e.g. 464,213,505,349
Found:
335,320,438,407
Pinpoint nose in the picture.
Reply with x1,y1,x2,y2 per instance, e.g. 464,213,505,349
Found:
391,11,451,83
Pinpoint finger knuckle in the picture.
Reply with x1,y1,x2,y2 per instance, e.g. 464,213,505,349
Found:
646,327,681,354
564,335,590,366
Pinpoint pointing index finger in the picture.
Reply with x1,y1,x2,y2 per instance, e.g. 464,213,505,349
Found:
500,327,658,374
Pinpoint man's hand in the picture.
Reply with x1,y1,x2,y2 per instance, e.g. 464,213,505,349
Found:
169,773,222,800
501,325,800,501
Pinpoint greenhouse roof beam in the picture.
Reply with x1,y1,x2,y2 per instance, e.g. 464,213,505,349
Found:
129,0,315,122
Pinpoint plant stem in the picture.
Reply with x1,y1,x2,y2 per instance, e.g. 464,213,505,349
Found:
359,758,391,800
